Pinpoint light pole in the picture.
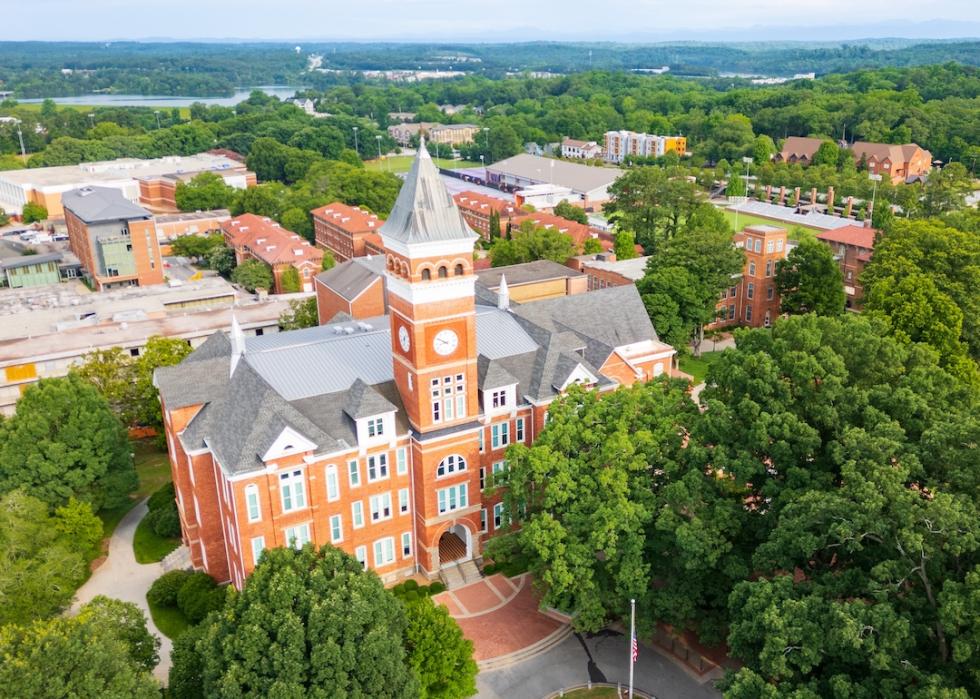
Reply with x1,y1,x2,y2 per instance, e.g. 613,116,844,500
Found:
87,113,95,130
352,126,359,157
483,127,489,160
15,122,26,157
733,156,753,231
375,134,383,166
868,172,882,226
154,110,161,129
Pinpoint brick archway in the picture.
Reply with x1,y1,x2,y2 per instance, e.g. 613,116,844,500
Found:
437,520,474,567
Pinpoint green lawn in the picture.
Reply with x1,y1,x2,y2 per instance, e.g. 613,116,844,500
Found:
98,439,173,539
133,515,180,564
7,103,192,119
721,208,821,236
678,351,725,385
563,688,623,698
147,598,191,640
365,155,482,174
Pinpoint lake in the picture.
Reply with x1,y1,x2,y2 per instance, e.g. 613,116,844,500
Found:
17,86,302,108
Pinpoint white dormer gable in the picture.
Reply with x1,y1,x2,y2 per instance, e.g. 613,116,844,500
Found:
355,410,397,455
559,363,600,391
262,427,317,462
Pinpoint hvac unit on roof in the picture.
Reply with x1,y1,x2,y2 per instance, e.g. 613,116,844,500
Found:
344,327,355,335
333,326,345,334
357,322,372,331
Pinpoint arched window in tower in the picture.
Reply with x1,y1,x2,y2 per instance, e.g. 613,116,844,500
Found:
421,268,431,281
401,261,409,278
438,266,448,278
455,263,465,276
436,454,466,478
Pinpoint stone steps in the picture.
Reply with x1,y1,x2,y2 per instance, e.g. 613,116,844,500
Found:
161,545,191,572
440,564,465,589
458,559,482,584
477,622,574,671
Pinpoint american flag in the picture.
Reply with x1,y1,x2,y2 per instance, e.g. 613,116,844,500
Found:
631,633,638,663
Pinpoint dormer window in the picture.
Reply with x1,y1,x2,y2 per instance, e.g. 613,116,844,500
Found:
367,417,384,438
491,390,507,408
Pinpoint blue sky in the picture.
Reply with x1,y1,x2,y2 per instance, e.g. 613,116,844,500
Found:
10,0,980,41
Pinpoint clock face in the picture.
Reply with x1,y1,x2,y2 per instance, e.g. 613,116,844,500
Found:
432,329,459,356
398,326,411,352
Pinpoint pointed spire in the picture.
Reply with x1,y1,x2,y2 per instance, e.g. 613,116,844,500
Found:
497,274,510,310
230,313,245,377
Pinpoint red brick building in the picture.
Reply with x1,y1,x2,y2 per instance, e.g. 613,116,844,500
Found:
850,142,932,184
222,214,323,293
62,186,165,291
816,224,878,310
311,203,384,261
452,191,517,240
709,225,789,330
314,256,387,324
509,211,611,253
155,145,676,589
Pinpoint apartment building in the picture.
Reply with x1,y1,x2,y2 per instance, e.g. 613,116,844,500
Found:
709,225,789,330
816,225,878,309
311,203,384,261
603,131,687,163
62,186,165,291
222,214,324,294
154,143,676,589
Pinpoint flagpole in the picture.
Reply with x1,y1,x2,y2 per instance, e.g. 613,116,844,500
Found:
628,597,636,699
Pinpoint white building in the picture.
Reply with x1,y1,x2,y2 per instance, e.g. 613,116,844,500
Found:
561,138,602,160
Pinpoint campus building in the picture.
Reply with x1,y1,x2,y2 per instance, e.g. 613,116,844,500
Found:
452,191,517,240
311,203,384,261
155,144,676,589
816,224,878,310
484,154,623,209
62,186,165,291
222,214,324,294
560,138,602,160
603,131,686,163
709,225,789,330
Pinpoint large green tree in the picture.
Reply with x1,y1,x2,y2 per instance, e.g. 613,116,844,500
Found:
605,166,702,253
175,172,236,212
178,545,420,698
231,258,274,292
279,297,319,330
402,598,478,699
553,199,588,224
774,236,845,316
0,374,135,510
490,220,576,267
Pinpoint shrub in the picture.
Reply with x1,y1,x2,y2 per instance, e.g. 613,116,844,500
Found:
147,506,181,538
176,572,223,624
402,590,419,603
403,579,419,591
427,581,446,596
148,570,192,608
147,482,175,512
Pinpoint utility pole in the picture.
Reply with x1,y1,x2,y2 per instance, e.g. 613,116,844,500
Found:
868,172,882,226
154,110,161,129
375,134,383,167
16,122,26,157
352,126,359,157
483,127,490,161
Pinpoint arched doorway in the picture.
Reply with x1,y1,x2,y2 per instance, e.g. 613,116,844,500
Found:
438,523,472,566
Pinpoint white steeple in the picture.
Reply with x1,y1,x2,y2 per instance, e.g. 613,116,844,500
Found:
230,313,245,377
497,274,510,310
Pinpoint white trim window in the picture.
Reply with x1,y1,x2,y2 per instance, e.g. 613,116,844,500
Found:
492,460,507,478
355,545,368,570
491,389,507,408
493,503,504,529
436,454,466,478
245,484,261,522
352,501,365,529
431,374,466,423
279,470,306,513
329,514,343,543
396,447,408,475
437,484,468,514
480,508,488,533
370,492,393,522
326,465,339,502
367,453,389,482
398,488,410,515
374,537,395,567
479,467,485,489
250,536,265,566
366,417,384,438
491,422,510,449
284,523,311,550
401,531,412,558
348,459,361,488
516,417,525,442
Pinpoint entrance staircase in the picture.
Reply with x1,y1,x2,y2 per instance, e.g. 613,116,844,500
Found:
440,558,483,590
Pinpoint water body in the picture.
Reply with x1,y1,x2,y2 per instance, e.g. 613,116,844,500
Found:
17,86,302,108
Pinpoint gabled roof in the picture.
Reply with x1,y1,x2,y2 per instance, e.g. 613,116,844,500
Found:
62,186,150,223
221,214,323,267
778,136,824,160
315,256,385,301
310,202,384,234
478,355,519,391
379,140,478,246
816,224,878,249
343,378,398,419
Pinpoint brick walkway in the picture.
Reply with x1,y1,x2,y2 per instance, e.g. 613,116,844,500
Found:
432,573,569,662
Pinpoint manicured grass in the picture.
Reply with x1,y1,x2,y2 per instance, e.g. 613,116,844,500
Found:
365,155,482,174
133,515,180,564
98,439,173,539
721,208,821,235
563,688,623,698
678,350,725,385
147,598,191,640
8,103,193,119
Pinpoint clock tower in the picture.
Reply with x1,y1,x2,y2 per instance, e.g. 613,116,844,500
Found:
380,139,483,574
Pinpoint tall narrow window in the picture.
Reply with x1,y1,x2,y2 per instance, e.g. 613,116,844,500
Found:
245,484,261,522
367,453,389,482
326,465,339,501
352,501,365,529
516,417,525,442
396,447,408,475
355,545,368,570
348,459,360,488
401,532,412,558
279,470,306,513
398,488,410,514
251,536,265,566
329,515,343,543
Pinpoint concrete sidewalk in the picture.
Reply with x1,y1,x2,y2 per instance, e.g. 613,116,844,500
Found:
72,500,172,684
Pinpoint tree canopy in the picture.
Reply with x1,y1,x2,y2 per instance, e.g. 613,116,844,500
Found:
402,597,478,699
175,172,236,212
231,258,274,292
279,297,319,330
490,220,577,267
774,236,846,316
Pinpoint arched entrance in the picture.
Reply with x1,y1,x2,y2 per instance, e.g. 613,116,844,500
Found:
438,523,472,566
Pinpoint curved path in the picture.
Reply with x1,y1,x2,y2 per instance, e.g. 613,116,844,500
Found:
72,500,172,684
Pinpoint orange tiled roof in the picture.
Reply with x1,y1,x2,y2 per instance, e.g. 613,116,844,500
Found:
511,211,611,251
222,214,323,266
311,202,384,234
453,191,517,217
816,224,878,250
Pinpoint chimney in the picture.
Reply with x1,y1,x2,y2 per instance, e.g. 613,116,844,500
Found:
497,274,510,311
230,313,245,377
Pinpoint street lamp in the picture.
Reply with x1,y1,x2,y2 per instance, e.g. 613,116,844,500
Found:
87,113,95,130
352,126,359,157
15,122,26,157
733,156,753,231
154,110,161,129
375,134,383,166
868,173,882,226
483,127,489,159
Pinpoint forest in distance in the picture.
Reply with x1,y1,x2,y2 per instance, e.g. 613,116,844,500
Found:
0,39,978,97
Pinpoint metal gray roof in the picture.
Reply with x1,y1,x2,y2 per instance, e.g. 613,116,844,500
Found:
725,200,855,231
315,256,385,301
0,252,62,270
379,141,479,246
476,260,584,289
62,186,151,223
475,307,540,359
487,154,623,194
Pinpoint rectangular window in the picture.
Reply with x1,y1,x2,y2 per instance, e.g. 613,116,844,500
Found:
279,470,306,513
330,514,343,543
491,389,507,408
246,485,261,522
348,459,360,488
776,239,784,251
746,306,753,322
326,465,339,502
493,461,507,476
401,532,412,558
766,240,774,253
374,537,395,567
765,260,772,277
767,285,774,300
516,417,525,442
493,503,504,529
730,286,737,298
437,484,468,514
367,453,389,482
370,492,393,522
366,417,384,437
398,488,410,514
250,536,265,566
728,304,736,320
396,447,408,475
352,500,365,528
480,467,486,490
748,262,756,276
355,545,368,570
491,422,510,449
480,508,488,532
747,282,755,300
284,523,310,550
754,239,762,253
